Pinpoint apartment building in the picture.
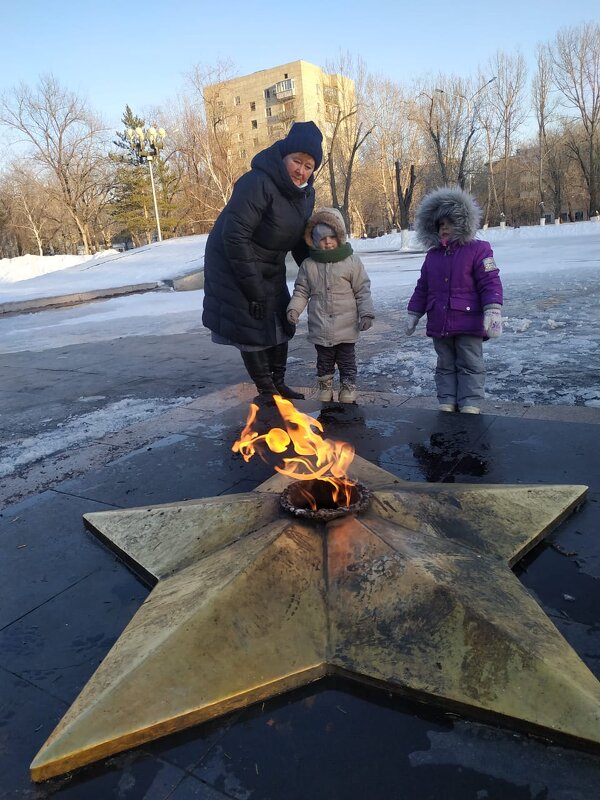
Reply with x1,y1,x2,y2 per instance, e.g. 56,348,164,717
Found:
204,60,354,162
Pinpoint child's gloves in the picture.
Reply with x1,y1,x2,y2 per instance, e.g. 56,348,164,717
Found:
483,304,503,338
405,312,422,336
359,316,373,331
287,309,299,325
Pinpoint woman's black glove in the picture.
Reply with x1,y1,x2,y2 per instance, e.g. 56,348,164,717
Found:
249,301,265,320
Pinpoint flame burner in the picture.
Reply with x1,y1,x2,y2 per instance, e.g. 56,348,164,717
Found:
280,479,371,521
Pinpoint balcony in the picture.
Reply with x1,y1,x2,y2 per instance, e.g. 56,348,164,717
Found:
274,79,296,100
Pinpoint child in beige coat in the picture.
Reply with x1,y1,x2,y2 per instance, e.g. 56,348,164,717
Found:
287,208,374,403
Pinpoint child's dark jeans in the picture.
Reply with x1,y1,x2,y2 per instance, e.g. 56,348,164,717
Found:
315,342,357,382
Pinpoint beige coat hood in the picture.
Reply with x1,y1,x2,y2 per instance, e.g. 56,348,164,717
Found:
304,207,348,247
288,214,374,347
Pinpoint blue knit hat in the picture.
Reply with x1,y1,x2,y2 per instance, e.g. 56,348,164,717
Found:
312,223,336,247
279,121,323,169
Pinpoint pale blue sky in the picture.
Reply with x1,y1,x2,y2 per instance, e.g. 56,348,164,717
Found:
2,1,595,131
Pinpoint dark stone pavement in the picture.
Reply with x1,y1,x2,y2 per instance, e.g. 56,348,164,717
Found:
1,380,600,798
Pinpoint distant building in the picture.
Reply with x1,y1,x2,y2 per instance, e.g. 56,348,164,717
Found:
487,146,591,226
204,60,354,163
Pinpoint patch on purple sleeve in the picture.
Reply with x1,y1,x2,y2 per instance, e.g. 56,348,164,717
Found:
483,257,498,272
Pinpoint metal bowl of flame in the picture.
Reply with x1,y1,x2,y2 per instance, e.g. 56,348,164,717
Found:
280,479,371,521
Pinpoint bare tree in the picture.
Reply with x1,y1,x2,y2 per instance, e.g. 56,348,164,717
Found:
395,161,416,224
0,75,109,254
4,163,50,254
0,192,19,257
0,159,75,255
414,75,497,191
323,53,374,233
414,83,450,184
361,76,421,238
532,44,560,218
182,60,249,220
486,51,528,213
547,21,600,215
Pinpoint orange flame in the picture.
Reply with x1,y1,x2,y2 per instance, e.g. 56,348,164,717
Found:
232,395,355,507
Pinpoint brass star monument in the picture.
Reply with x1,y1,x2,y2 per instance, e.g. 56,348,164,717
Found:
30,400,599,782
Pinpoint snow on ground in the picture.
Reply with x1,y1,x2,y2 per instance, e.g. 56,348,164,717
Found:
0,396,193,479
0,251,118,283
359,224,600,408
0,235,208,302
363,256,600,408
0,222,599,469
4,219,598,303
0,290,205,352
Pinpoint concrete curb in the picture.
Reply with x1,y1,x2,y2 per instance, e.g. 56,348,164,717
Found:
163,270,204,291
0,282,165,315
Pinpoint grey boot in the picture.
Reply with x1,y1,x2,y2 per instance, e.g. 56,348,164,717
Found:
338,381,357,403
317,374,334,402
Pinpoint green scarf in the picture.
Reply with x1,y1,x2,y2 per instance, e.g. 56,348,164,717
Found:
308,242,353,263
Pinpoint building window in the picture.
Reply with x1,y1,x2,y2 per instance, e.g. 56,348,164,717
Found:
264,88,271,99
237,114,242,123
238,132,244,141
324,85,339,103
250,101,256,111
266,107,272,117
284,73,288,79
251,119,258,129
235,96,241,106
253,137,259,146
239,148,246,159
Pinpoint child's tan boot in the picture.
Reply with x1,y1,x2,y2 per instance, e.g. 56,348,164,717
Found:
317,375,334,402
338,381,357,403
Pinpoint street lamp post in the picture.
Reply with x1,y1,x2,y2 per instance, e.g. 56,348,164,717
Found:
126,125,166,242
461,77,496,193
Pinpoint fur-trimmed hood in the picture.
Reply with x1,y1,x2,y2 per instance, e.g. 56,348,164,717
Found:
304,207,347,247
414,187,482,249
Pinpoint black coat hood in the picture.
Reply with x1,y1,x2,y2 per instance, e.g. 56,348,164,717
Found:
202,143,315,348
251,142,316,199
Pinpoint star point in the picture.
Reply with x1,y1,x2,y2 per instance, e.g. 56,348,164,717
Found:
31,456,598,782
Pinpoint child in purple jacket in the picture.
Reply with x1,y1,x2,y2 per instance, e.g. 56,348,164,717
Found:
406,187,503,414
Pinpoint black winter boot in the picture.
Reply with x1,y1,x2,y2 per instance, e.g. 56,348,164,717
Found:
268,343,305,400
241,350,278,396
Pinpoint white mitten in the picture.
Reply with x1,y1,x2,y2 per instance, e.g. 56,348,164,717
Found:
483,304,503,338
405,312,422,336
287,309,299,325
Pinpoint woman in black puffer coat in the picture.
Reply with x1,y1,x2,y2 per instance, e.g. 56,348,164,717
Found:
202,121,323,399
